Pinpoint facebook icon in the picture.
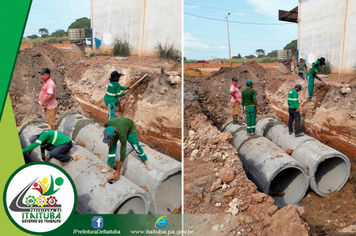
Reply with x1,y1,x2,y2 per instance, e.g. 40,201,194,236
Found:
92,216,104,229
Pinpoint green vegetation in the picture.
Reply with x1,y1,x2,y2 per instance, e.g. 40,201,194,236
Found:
284,40,297,55
68,17,90,37
22,36,69,44
155,43,180,61
51,29,67,37
318,61,332,74
112,40,131,56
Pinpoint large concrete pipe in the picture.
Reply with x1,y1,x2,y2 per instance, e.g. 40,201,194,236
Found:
256,117,351,197
57,112,182,214
19,121,150,214
224,122,309,208
19,121,51,163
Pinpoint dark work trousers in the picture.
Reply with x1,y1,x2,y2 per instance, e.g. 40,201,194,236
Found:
45,141,73,161
298,72,305,80
288,108,301,134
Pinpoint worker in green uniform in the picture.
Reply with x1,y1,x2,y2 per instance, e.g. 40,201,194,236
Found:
103,116,152,181
22,130,73,162
306,57,326,100
288,84,304,137
296,57,307,80
104,71,130,120
241,80,260,136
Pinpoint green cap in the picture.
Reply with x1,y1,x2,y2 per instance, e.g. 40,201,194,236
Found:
246,80,255,86
103,126,115,143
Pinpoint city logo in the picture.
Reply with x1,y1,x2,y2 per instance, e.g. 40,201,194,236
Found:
155,216,167,228
92,216,104,229
4,163,76,234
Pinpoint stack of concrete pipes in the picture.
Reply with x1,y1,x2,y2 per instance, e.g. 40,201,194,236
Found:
223,123,309,208
255,117,350,197
19,121,150,214
56,112,182,214
19,114,182,215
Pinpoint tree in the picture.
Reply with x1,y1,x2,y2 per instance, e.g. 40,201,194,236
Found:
245,54,255,59
68,17,91,38
27,34,38,39
51,29,67,37
284,40,297,54
255,49,265,57
232,53,242,59
267,50,277,57
38,28,49,37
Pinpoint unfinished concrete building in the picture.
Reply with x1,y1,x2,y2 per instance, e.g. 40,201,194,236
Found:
90,0,182,57
279,0,356,74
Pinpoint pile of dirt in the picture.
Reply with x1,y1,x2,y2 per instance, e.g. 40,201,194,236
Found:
184,61,277,129
184,100,309,236
209,59,224,64
184,68,203,77
10,42,79,126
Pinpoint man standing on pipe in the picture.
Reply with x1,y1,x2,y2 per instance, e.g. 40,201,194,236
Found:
288,84,304,137
306,57,326,100
103,116,152,180
22,130,73,162
241,80,260,136
104,71,130,120
229,77,242,124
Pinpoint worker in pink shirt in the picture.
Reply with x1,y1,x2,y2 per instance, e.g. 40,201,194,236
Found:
229,77,242,124
38,68,58,130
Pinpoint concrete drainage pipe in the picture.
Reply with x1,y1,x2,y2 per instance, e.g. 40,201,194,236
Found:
256,117,351,197
19,121,51,163
57,112,182,214
19,122,150,214
224,122,309,208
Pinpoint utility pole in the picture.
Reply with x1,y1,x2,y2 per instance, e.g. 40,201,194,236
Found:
225,13,232,67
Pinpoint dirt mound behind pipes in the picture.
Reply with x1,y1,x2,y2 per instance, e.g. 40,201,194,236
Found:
10,42,79,126
185,61,276,129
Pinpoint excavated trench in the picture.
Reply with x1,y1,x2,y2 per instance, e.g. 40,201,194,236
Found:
184,63,356,235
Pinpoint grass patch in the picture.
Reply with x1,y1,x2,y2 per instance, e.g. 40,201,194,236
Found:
155,43,180,61
22,36,69,44
112,40,131,56
319,61,332,74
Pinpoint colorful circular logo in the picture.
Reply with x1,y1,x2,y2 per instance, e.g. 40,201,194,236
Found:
3,162,77,234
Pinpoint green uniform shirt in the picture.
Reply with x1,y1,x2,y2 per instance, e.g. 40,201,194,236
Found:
104,81,128,104
297,61,307,72
241,88,257,107
306,65,318,78
22,130,71,155
288,89,299,109
104,117,137,161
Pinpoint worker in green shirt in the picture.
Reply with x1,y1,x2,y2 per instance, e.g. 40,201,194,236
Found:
288,84,304,137
241,80,260,136
103,116,152,181
296,57,307,80
306,57,326,100
104,71,130,120
22,130,73,162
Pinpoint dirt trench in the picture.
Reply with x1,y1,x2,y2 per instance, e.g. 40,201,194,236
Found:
10,42,182,161
184,63,356,235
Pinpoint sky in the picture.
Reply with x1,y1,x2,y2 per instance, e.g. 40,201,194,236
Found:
184,0,298,60
24,0,90,37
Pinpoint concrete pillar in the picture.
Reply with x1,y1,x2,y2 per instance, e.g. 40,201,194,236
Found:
57,112,182,214
224,122,309,208
19,121,150,214
256,117,351,197
70,43,85,55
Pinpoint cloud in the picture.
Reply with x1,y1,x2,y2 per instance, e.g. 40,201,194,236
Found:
218,45,226,49
244,0,296,17
184,33,210,51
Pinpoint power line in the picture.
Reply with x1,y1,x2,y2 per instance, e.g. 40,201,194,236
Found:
188,34,291,42
184,2,276,16
184,49,257,55
185,12,292,25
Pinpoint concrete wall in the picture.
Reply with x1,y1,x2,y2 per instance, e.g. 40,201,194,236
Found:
91,0,182,57
298,0,356,74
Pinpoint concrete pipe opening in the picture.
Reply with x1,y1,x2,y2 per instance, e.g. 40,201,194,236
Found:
155,172,182,213
315,157,349,195
269,167,308,208
114,196,146,214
